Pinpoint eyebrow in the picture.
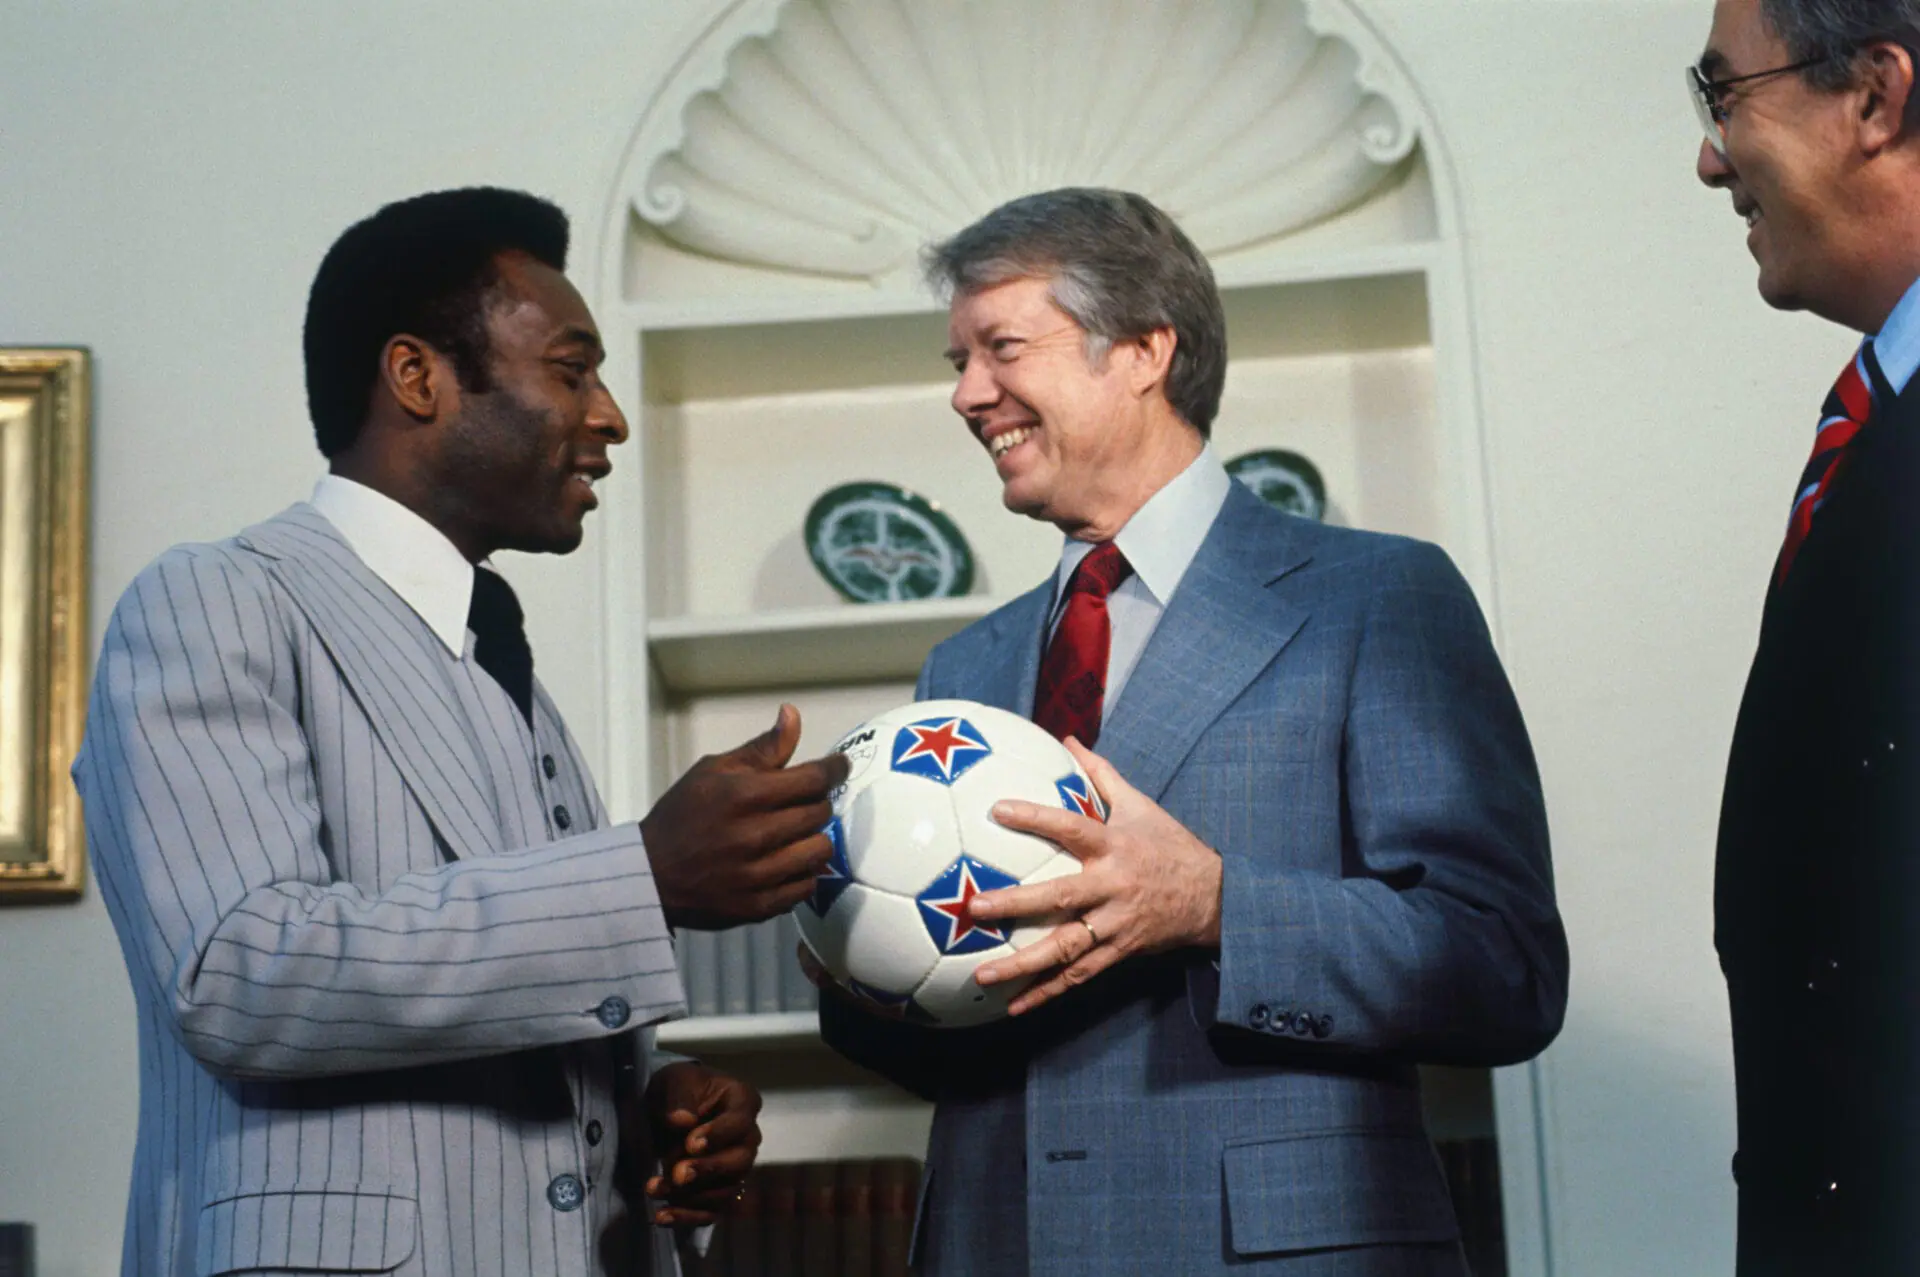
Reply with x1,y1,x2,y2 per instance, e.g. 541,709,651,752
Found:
944,325,1028,364
551,325,605,358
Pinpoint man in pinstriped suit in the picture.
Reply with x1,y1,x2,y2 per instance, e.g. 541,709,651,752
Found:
819,189,1568,1274
73,188,845,1276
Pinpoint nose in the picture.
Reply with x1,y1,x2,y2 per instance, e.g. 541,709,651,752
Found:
589,378,629,445
1697,136,1733,187
951,355,999,421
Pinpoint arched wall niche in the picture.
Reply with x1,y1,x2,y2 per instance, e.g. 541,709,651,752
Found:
607,0,1437,301
590,7,1544,1273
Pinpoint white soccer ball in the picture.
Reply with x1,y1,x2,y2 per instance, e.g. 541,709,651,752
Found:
795,699,1102,1028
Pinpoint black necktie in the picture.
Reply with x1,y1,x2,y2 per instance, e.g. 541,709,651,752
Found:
468,567,533,725
469,569,569,1107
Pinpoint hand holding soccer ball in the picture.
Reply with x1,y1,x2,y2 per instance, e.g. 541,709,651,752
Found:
793,700,1099,1027
968,736,1226,1017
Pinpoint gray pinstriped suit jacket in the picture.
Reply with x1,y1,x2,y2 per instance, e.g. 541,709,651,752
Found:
823,482,1569,1275
74,504,688,1277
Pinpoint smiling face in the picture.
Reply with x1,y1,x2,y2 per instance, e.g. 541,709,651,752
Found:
429,251,627,559
945,275,1190,538
1696,0,1865,315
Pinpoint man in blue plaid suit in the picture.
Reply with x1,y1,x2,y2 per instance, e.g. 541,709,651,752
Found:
818,188,1569,1276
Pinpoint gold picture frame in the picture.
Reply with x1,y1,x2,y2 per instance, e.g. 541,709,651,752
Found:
1,349,90,902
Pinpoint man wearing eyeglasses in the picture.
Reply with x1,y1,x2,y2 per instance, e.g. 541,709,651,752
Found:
1690,2,1920,1272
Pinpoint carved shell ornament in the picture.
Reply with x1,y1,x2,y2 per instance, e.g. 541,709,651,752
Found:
629,0,1422,281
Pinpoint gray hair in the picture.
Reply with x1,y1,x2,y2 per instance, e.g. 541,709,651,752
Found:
1762,0,1920,122
924,188,1227,437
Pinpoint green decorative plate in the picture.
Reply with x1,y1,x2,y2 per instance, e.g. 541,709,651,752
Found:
1226,449,1328,521
804,482,976,603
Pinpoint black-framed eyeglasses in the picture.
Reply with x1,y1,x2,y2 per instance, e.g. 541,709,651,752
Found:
1687,57,1830,155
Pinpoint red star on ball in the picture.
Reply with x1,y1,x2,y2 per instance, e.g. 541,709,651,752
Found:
1056,774,1107,821
925,861,1003,950
896,718,986,778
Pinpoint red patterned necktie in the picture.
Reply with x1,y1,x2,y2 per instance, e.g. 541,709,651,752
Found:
1033,542,1132,747
1777,341,1881,585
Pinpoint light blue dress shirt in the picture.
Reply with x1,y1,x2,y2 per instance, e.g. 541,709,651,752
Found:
1873,271,1920,398
1047,444,1234,712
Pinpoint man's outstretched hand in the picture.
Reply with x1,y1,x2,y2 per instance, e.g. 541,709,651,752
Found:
642,703,848,930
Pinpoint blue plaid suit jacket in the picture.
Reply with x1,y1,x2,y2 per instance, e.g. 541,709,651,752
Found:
823,482,1567,1275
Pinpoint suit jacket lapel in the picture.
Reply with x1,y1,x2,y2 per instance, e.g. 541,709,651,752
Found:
969,580,1052,716
238,504,504,861
1098,483,1313,802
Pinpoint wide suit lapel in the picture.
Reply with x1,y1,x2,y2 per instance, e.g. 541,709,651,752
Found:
236,504,504,861
963,580,1053,717
1096,483,1313,802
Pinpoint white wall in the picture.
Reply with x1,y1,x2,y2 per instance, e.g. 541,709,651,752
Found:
1374,4,1850,1267
0,3,1857,1274
1368,7,1850,1273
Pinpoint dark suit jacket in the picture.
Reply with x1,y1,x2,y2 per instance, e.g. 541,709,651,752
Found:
823,485,1567,1276
1716,369,1920,1275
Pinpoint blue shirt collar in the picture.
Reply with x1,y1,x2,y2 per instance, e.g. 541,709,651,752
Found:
1052,443,1231,611
1871,272,1920,399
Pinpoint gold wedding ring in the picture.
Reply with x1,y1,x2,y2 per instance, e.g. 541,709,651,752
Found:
1078,917,1100,947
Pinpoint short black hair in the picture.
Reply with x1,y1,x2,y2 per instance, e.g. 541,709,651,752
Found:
303,187,570,457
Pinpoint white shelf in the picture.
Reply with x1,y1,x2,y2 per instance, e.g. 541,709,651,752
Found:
754,1086,933,1164
657,1010,821,1053
638,266,1433,405
621,240,1440,334
647,596,1003,695
1211,239,1440,292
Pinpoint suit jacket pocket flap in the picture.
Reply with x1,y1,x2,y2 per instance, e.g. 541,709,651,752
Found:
197,1187,418,1274
1224,1129,1459,1256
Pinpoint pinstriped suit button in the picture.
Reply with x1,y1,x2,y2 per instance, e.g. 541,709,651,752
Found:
1290,1012,1313,1036
1312,1015,1334,1039
548,1173,585,1211
596,996,631,1029
543,753,558,779
554,804,572,830
585,1120,604,1146
1248,1004,1271,1029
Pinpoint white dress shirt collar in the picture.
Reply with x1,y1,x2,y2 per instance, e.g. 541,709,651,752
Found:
1052,443,1233,610
310,474,475,656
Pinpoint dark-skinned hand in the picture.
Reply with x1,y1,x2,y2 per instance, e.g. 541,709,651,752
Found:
641,703,848,929
795,941,832,991
636,1062,763,1229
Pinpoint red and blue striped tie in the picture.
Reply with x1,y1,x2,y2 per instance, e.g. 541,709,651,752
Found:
1777,341,1881,585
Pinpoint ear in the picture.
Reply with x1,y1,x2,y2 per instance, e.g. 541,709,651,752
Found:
1122,326,1179,401
1857,41,1915,155
380,334,451,423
